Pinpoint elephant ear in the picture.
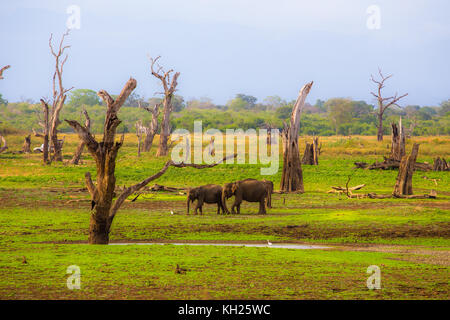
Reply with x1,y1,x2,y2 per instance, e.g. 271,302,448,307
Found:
231,182,239,193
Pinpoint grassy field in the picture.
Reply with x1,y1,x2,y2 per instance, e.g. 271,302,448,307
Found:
0,134,448,299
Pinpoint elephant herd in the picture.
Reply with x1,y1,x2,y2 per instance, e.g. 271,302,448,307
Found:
186,179,274,215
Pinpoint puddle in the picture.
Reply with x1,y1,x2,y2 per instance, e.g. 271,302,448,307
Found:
109,242,329,250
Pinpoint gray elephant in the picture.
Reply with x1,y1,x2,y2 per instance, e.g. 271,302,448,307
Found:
222,179,273,214
187,184,226,215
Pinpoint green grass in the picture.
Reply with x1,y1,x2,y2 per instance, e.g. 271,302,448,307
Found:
0,134,448,299
0,243,448,299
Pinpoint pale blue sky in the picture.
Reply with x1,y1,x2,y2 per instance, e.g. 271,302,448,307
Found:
0,0,449,106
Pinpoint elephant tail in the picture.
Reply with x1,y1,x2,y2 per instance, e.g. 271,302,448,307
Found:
186,191,191,215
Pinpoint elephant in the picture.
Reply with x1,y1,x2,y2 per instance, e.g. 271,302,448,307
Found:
186,184,226,215
222,179,273,214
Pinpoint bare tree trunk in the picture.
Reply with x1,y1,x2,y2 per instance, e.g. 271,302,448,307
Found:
34,32,72,164
0,135,7,153
22,135,31,153
371,68,408,142
70,109,90,165
48,31,73,163
135,120,143,157
377,113,384,141
34,99,50,164
157,98,172,156
390,118,405,161
138,101,160,152
280,82,313,193
393,143,419,196
149,56,179,157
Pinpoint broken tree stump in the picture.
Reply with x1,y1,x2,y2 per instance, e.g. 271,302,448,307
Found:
22,135,31,153
0,135,7,153
70,109,91,165
280,81,313,193
433,157,449,171
390,119,406,161
393,143,419,196
301,136,319,165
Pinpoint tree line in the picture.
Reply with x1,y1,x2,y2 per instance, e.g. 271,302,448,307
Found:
1,91,448,137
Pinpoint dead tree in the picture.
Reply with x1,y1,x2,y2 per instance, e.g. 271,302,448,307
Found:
433,157,449,171
301,136,319,165
135,120,144,157
0,65,10,80
0,135,7,153
263,123,277,145
393,143,419,196
370,68,408,141
22,135,31,153
33,99,50,163
390,118,406,161
138,100,160,152
66,78,235,244
69,109,90,164
208,136,215,157
149,56,180,157
46,31,73,162
280,81,313,193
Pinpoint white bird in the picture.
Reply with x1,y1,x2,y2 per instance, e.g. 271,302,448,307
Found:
170,210,174,215
267,240,272,246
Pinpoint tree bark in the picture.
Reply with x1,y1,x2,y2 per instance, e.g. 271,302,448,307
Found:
301,137,319,165
149,56,179,157
390,118,405,161
393,143,419,196
377,113,384,141
0,135,7,153
70,109,90,165
138,102,160,152
280,82,313,192
433,157,449,171
33,99,50,164
22,135,31,153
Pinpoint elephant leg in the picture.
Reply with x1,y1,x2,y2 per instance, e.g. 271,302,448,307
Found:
231,201,237,214
237,203,241,215
217,202,221,215
259,199,266,214
197,198,204,215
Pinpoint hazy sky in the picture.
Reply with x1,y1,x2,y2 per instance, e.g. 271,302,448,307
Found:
0,0,449,106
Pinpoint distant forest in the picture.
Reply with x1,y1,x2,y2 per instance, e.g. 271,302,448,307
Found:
1,90,449,136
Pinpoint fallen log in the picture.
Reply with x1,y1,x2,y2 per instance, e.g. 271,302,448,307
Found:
366,191,436,199
353,162,368,169
365,157,432,171
148,184,186,192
